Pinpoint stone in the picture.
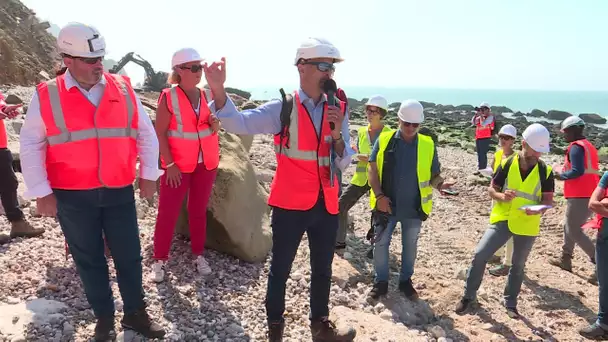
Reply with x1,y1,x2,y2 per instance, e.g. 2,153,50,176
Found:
175,132,272,263
0,299,67,338
579,113,607,124
330,306,427,341
331,257,366,289
547,110,571,121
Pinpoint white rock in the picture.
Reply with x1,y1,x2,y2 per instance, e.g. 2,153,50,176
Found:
0,299,67,338
429,325,447,338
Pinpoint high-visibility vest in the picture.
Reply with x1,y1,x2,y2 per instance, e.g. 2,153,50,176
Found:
475,116,494,139
489,154,553,236
37,72,139,190
350,125,393,187
493,149,515,173
369,131,434,216
267,91,346,214
563,139,600,198
582,174,608,230
0,92,7,149
159,86,219,172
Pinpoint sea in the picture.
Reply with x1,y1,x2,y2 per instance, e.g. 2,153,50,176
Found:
245,86,608,118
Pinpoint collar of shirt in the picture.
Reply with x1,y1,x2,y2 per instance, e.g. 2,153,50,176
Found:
63,69,106,92
395,130,418,145
298,88,327,112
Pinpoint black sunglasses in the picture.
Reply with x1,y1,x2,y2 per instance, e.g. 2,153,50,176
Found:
402,122,420,128
303,61,335,73
499,135,515,140
179,64,204,73
66,55,103,65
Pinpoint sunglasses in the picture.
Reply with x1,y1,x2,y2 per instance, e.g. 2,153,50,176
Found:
499,135,515,140
365,108,381,114
179,64,204,73
68,55,103,65
303,61,335,73
402,122,420,128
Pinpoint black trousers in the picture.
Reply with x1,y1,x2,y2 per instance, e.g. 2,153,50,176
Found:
0,148,23,222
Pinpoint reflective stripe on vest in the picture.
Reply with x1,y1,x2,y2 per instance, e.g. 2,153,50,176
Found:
166,88,214,140
493,149,503,173
350,125,393,187
489,154,552,236
563,139,601,198
45,77,137,145
369,131,434,215
267,91,345,214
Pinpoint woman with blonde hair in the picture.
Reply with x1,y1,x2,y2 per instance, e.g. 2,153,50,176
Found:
151,48,220,282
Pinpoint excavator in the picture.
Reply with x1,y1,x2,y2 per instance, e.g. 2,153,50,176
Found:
109,52,169,92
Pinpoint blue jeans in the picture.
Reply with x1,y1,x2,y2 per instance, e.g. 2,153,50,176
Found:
55,186,145,318
476,138,491,169
463,221,536,308
596,223,608,328
266,197,338,322
373,215,422,283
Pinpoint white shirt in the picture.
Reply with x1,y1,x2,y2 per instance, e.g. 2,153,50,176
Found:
19,70,164,199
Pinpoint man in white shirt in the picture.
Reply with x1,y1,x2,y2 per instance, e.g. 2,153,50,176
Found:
19,23,165,341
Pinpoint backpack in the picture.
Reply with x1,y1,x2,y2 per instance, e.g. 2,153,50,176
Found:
501,155,547,187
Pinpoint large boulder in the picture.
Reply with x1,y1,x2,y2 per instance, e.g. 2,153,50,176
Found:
547,110,571,121
580,113,607,124
175,132,272,262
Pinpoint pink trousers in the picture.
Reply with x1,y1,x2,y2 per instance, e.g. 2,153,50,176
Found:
153,163,217,260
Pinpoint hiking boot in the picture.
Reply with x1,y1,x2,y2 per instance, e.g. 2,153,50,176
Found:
10,219,44,239
121,308,165,339
0,233,10,245
399,279,419,300
589,273,599,286
310,317,356,342
489,264,511,277
488,254,502,264
335,242,346,251
549,253,572,272
455,298,474,315
506,306,520,319
579,323,608,340
366,247,374,259
368,281,388,300
94,316,116,342
268,320,285,342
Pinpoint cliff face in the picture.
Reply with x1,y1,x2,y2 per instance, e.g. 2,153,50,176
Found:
0,0,58,85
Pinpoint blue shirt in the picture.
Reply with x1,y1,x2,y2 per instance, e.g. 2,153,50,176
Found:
559,143,585,180
369,131,441,220
599,171,608,189
214,89,354,172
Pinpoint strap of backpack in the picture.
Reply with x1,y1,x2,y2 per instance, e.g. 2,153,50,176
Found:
277,88,293,154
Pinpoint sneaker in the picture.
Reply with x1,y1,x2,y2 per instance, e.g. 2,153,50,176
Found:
368,281,388,300
151,260,165,283
195,255,212,276
268,320,285,342
10,219,44,238
489,264,511,277
399,279,419,301
310,317,356,341
579,323,608,339
549,254,572,272
506,306,520,319
455,298,474,315
121,308,165,339
94,316,116,341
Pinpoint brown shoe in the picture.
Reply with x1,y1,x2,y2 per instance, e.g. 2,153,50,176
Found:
10,219,45,239
310,317,356,342
0,233,10,245
121,308,165,339
549,254,572,272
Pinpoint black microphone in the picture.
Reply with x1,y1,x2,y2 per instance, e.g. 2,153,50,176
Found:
322,79,337,131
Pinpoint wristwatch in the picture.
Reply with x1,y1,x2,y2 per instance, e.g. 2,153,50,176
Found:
332,133,343,142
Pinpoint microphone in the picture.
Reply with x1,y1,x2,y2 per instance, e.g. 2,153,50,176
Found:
322,79,337,131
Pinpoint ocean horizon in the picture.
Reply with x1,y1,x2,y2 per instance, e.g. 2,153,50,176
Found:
244,86,608,118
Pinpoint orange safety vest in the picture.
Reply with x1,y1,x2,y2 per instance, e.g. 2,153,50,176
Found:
475,116,494,139
582,186,608,231
0,92,8,149
267,92,346,214
159,86,219,172
37,72,139,190
563,139,600,198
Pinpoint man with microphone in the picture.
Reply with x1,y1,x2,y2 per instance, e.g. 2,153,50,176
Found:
204,37,356,341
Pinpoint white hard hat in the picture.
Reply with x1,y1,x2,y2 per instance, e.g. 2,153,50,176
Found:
397,100,424,124
522,123,550,153
294,37,343,65
57,22,106,58
171,48,204,68
475,102,490,110
365,95,388,111
498,124,517,138
560,116,585,132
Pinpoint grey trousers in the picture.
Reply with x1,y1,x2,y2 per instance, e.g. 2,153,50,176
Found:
463,221,536,308
336,183,370,245
562,198,595,260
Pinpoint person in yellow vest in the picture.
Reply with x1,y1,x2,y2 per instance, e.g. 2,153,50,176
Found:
488,124,517,276
0,92,44,245
19,23,165,340
367,99,453,300
335,95,393,251
455,123,555,318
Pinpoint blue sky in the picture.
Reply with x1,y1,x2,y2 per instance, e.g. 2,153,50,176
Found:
22,0,608,91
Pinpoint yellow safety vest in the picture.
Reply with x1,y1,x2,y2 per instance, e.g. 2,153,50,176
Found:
369,131,434,216
350,125,394,187
489,154,552,236
493,149,514,173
